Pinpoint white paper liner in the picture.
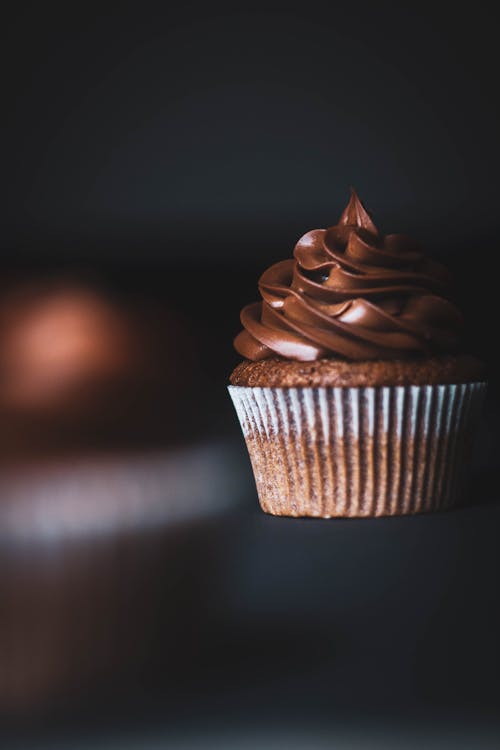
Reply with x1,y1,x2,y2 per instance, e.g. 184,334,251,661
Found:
228,383,486,517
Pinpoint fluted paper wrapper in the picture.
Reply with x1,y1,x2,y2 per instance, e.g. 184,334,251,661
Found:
228,383,486,517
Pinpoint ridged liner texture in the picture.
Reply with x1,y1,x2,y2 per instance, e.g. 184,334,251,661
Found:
228,383,486,518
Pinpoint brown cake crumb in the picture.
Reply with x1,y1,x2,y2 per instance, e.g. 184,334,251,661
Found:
229,355,486,388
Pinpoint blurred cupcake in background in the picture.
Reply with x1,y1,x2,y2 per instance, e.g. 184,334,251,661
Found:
0,275,243,716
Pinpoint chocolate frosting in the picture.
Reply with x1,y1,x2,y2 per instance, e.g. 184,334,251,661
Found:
234,190,463,361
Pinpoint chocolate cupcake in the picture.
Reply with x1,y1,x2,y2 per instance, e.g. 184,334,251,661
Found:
228,190,486,517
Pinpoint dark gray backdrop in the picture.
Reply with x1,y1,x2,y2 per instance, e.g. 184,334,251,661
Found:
2,2,499,259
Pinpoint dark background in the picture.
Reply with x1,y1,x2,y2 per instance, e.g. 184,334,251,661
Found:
2,2,500,258
0,2,499,748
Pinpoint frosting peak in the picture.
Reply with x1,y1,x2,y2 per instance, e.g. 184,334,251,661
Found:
234,191,463,362
338,188,378,235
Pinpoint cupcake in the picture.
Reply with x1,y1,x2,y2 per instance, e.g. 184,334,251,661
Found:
228,190,486,517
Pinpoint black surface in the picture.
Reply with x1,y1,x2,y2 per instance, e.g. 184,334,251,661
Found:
1,491,499,747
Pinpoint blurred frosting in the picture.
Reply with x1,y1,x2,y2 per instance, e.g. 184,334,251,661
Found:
234,190,463,361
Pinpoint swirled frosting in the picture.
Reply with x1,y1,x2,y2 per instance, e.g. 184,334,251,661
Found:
234,190,463,361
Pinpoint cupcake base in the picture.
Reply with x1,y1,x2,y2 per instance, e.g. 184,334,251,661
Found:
228,383,486,518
